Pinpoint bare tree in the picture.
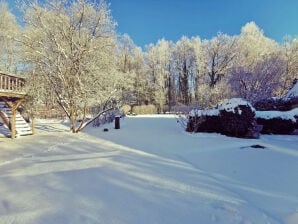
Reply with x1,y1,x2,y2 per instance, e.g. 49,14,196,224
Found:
230,54,285,103
20,0,119,133
202,33,237,87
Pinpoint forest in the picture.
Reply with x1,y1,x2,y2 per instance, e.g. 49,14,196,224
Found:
0,0,297,131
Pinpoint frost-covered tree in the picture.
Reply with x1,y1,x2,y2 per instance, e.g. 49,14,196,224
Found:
173,36,196,105
202,33,237,87
116,34,148,105
230,22,284,102
0,2,20,73
191,36,205,102
230,54,285,103
146,39,172,112
236,22,278,69
20,0,119,133
279,37,298,95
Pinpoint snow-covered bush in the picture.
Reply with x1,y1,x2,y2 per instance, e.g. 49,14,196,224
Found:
187,98,259,138
218,99,257,138
256,109,298,134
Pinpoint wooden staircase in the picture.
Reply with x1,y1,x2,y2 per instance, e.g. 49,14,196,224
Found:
0,102,33,137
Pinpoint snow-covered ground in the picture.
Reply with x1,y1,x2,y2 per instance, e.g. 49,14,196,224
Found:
0,115,298,224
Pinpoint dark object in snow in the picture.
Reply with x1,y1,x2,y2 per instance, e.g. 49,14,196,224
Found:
115,116,120,129
240,144,267,149
103,128,109,132
250,144,266,149
187,98,259,138
256,117,295,134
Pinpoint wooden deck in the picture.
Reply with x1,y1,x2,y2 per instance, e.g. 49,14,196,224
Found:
0,72,27,138
0,72,26,99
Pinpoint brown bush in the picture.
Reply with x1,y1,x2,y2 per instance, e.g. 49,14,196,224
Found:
131,104,157,115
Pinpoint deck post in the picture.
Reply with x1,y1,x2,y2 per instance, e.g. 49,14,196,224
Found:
31,116,35,135
3,99,25,139
11,108,16,139
0,73,28,138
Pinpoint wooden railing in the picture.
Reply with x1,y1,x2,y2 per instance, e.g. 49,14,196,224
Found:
0,72,26,94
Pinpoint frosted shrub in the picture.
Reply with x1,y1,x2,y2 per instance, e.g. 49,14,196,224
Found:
187,98,259,138
131,105,157,115
256,109,298,134
121,105,131,115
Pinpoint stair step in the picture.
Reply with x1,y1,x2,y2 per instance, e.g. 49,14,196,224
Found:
0,125,11,137
0,104,32,137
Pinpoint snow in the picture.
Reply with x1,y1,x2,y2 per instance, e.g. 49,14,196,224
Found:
286,82,298,98
189,108,220,117
0,115,298,224
256,108,298,122
189,98,254,117
218,98,255,114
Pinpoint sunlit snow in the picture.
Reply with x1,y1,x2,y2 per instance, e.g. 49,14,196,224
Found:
0,115,297,224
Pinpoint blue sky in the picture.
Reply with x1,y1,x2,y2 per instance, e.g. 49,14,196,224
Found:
6,0,298,47
108,0,298,47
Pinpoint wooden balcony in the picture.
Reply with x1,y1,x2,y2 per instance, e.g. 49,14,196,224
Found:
0,72,26,99
0,72,27,139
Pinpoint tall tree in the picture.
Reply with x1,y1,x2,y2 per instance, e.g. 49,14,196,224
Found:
236,22,278,69
173,36,195,105
230,54,285,103
191,36,204,102
279,37,298,96
20,0,119,133
146,39,172,112
116,34,148,105
0,2,20,73
230,22,283,101
202,33,237,87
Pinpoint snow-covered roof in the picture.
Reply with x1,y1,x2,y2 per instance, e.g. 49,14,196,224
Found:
256,108,298,122
285,81,298,98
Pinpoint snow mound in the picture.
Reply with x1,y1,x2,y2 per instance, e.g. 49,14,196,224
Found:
218,98,255,115
189,108,219,117
286,81,298,98
256,108,298,122
190,98,254,117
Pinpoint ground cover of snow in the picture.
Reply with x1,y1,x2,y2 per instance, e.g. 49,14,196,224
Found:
0,115,297,224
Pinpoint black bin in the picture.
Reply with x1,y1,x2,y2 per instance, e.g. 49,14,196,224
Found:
115,116,120,129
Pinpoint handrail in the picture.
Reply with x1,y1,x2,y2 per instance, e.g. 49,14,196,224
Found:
0,72,26,93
